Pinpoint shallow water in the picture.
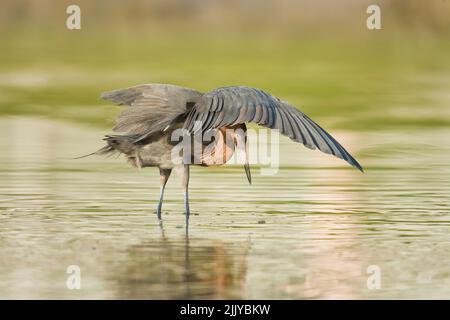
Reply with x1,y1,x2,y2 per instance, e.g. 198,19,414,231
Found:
0,117,449,299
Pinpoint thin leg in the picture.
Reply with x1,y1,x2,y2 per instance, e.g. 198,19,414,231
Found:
157,168,172,222
176,164,190,229
184,189,190,231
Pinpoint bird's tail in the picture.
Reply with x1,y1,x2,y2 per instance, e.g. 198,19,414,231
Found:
74,134,141,160
72,145,115,159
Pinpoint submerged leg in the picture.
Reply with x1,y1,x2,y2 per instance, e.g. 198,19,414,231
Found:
176,164,190,229
157,168,172,222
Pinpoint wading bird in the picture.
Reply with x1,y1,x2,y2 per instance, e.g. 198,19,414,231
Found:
90,84,363,228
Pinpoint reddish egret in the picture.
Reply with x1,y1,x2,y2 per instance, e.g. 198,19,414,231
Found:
90,84,363,227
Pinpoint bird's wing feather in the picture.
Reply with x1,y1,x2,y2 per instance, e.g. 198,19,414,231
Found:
101,84,203,137
184,86,363,172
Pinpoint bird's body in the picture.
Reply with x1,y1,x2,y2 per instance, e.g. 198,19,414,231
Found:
112,132,176,169
94,83,363,228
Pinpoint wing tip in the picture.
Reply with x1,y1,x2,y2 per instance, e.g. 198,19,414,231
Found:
354,162,364,173
100,91,115,101
100,88,131,104
349,156,364,173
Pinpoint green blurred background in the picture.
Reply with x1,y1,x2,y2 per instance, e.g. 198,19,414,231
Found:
0,0,449,130
1,0,450,300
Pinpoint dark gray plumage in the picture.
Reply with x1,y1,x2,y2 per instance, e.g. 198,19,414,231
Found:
183,86,363,172
93,83,363,229
102,84,203,138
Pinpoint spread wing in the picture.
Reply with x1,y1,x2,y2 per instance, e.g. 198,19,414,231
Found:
183,86,363,172
101,84,203,138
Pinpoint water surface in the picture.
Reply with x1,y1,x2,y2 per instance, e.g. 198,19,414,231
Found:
0,117,449,299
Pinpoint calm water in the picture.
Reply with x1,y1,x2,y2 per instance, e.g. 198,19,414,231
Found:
0,117,449,299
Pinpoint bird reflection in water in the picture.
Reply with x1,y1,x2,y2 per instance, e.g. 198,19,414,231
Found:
113,223,250,299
